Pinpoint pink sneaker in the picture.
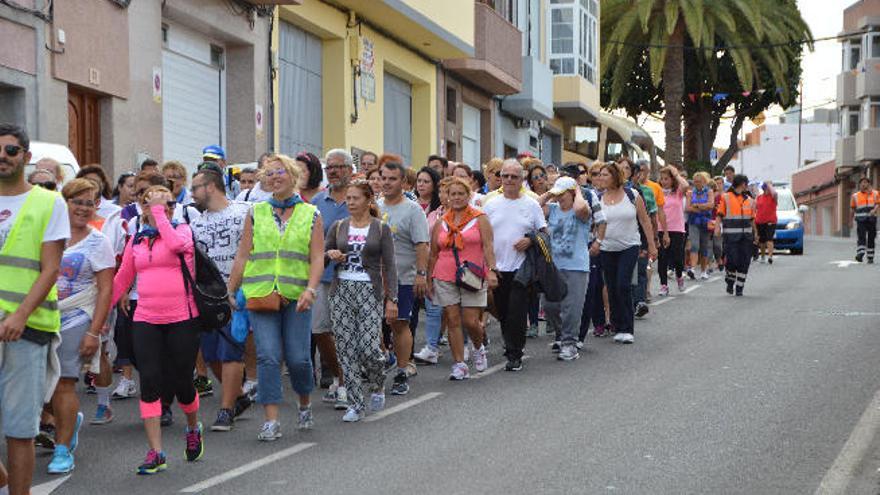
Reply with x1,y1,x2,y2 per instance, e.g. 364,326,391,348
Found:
676,277,685,292
659,285,669,297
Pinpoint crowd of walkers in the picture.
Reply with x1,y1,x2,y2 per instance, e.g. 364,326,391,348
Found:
0,120,876,493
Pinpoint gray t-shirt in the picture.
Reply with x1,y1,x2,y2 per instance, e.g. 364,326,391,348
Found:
378,197,430,285
189,201,250,281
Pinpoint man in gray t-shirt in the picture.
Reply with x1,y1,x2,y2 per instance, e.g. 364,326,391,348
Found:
378,162,429,396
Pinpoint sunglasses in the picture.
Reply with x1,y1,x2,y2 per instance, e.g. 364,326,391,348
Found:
531,173,547,180
1,144,24,157
68,198,96,208
493,171,501,178
500,174,521,180
590,172,600,176
325,164,349,171
34,181,57,191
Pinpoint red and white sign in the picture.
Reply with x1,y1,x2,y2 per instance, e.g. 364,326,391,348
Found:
152,67,162,103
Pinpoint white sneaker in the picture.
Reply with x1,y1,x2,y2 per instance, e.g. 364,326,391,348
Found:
472,345,488,372
615,333,634,344
449,362,470,381
111,378,137,400
342,407,363,423
405,362,418,377
413,346,439,365
558,344,579,361
699,271,709,281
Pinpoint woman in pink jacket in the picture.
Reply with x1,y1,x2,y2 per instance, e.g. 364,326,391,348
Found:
112,185,203,475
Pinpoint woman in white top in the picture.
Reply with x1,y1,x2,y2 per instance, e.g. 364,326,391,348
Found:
591,162,656,344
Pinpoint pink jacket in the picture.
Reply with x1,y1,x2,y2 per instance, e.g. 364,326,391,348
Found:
112,205,198,324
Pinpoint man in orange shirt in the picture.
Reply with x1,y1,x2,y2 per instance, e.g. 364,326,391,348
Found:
715,175,758,296
850,177,879,263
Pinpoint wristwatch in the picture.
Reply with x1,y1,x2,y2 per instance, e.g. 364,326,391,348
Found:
388,296,399,304
306,287,318,297
416,269,427,277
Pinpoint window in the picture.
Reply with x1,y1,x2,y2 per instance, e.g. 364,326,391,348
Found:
549,0,599,83
863,98,880,129
446,86,457,123
843,106,860,136
842,39,861,70
865,32,880,59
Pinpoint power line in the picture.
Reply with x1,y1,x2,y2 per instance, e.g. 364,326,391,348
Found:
602,30,865,51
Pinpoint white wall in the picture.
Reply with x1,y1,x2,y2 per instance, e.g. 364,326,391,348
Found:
728,123,840,183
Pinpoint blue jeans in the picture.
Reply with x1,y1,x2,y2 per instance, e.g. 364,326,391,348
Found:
423,296,442,350
631,254,648,307
601,246,639,335
250,302,315,403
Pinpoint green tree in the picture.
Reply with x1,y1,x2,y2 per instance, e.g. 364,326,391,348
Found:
601,0,812,171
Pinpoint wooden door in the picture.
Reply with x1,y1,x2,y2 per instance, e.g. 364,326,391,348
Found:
68,87,101,165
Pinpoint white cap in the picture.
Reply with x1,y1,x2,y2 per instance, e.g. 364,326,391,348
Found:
549,176,578,196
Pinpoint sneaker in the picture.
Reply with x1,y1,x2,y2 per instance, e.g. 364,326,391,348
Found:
550,341,561,354
47,445,75,474
35,424,56,450
614,332,634,344
677,277,686,292
342,407,364,422
232,394,253,418
759,256,766,263
558,344,579,361
413,346,439,365
184,422,204,462
576,340,585,350
504,357,523,372
193,376,214,397
768,257,774,265
439,335,449,346
390,371,409,395
868,258,875,264
297,406,314,430
699,271,709,281
449,362,470,381
726,281,735,295
257,420,281,441
370,393,386,412
322,385,338,403
69,412,83,453
405,362,418,378
211,409,234,432
634,302,649,318
687,268,696,280
84,372,97,395
658,285,669,297
242,379,258,399
90,404,114,425
111,378,137,400
592,324,608,338
526,325,539,339
735,287,744,297
334,387,350,410
137,449,167,475
472,345,488,372
319,372,335,390
856,253,864,262
160,405,174,427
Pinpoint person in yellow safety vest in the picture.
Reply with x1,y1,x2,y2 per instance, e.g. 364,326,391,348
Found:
850,177,879,264
227,153,324,441
0,123,70,495
715,174,758,296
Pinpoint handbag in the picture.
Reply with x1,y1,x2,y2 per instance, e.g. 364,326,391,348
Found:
452,243,485,292
245,291,288,312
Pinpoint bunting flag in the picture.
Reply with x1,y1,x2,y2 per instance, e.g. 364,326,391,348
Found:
687,87,786,101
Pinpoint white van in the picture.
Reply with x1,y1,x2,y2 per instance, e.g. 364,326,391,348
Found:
25,141,80,184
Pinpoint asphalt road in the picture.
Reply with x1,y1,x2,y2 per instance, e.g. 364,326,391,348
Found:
21,237,880,495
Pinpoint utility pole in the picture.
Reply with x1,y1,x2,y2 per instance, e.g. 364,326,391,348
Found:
796,79,804,170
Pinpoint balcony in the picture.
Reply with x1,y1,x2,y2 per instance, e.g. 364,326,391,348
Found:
836,136,857,168
855,128,880,161
553,75,601,125
856,59,880,98
500,56,554,121
837,71,858,107
443,2,522,95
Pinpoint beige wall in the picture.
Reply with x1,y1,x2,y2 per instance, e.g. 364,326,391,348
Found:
0,18,36,75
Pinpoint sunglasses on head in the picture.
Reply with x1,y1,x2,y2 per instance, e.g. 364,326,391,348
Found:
35,181,56,191
1,144,24,157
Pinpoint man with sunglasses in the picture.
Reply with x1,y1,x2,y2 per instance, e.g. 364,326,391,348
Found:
0,123,70,494
27,169,57,191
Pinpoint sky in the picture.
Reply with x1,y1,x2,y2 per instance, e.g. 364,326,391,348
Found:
631,0,851,152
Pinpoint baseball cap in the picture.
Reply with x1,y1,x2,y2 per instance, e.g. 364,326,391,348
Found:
549,176,578,196
560,163,582,177
202,145,226,160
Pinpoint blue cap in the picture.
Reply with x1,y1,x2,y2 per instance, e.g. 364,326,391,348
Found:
202,145,226,160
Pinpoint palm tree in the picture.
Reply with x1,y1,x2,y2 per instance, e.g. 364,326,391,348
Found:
601,0,811,167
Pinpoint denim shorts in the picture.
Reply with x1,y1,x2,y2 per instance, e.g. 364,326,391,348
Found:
395,285,415,320
0,338,49,438
201,324,244,363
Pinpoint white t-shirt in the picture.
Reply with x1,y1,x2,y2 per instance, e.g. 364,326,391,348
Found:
99,208,127,256
59,228,116,329
189,201,250,281
601,194,641,252
484,194,546,272
338,224,371,282
0,189,70,251
97,199,121,222
236,182,273,203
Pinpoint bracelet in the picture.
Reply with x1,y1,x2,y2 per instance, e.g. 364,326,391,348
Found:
306,287,318,296
86,332,100,339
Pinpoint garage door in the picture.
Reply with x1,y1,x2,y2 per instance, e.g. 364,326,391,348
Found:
383,72,412,166
162,23,224,174
462,103,480,170
279,22,322,157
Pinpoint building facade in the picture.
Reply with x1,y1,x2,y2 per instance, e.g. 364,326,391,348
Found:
792,159,841,236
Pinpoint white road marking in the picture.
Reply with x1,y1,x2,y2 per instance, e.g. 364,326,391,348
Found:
707,276,722,283
471,355,531,379
180,442,316,493
829,260,859,268
682,284,701,294
649,297,675,306
32,475,71,495
364,392,443,422
814,388,880,495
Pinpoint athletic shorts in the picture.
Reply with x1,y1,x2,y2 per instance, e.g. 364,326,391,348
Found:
757,223,776,243
58,320,90,379
394,285,415,321
200,323,244,363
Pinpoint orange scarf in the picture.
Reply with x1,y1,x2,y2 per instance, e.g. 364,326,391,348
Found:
442,206,484,250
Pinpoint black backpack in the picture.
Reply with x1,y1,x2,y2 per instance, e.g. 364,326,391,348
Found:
179,248,232,332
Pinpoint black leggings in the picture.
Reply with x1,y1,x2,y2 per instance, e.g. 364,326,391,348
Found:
658,231,686,285
132,319,202,407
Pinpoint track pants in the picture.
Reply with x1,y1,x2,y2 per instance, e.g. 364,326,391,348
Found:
658,232,686,285
856,219,877,260
724,237,753,290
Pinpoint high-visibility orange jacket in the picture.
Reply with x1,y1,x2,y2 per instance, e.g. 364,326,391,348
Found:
716,191,755,241
851,190,879,221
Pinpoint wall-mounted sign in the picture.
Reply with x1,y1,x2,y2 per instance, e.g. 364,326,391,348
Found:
152,67,162,103
255,104,264,135
360,37,375,102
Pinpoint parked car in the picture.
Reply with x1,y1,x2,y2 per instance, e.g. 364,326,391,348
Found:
773,185,804,255
25,141,80,185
